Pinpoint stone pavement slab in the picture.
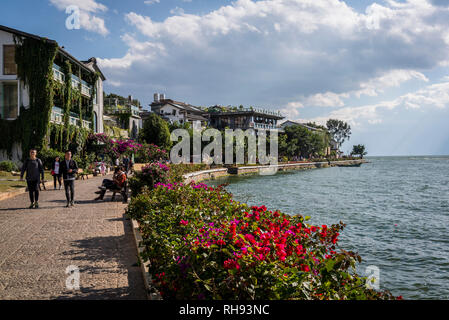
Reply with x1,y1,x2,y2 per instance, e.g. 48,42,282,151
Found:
0,175,146,300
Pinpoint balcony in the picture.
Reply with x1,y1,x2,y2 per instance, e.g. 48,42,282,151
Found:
71,75,92,98
52,64,65,84
50,106,63,124
50,107,91,129
253,122,278,130
52,65,92,98
81,82,92,98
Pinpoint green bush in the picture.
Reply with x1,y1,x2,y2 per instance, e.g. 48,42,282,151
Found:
127,182,400,300
0,160,17,172
36,148,64,169
72,152,97,170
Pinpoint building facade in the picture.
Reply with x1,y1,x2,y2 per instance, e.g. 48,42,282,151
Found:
0,25,105,162
208,106,284,131
150,93,208,128
104,96,142,139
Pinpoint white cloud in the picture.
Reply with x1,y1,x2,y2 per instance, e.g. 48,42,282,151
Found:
280,101,304,119
100,0,449,108
354,69,429,97
98,34,165,69
144,0,160,5
170,7,185,15
283,68,429,111
301,80,449,127
49,0,109,35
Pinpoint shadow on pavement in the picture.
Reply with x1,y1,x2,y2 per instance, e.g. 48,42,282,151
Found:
57,216,146,299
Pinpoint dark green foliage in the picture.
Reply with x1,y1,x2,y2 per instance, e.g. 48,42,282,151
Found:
279,125,327,159
139,113,172,150
0,36,58,158
0,161,18,172
351,144,367,159
38,148,64,169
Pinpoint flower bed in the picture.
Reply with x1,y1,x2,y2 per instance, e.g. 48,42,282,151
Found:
127,179,400,300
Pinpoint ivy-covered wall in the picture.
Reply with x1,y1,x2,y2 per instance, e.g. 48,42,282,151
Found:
0,34,99,161
0,36,57,159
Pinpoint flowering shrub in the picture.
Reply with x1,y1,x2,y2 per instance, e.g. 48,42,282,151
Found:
127,182,399,300
128,162,170,197
88,133,144,159
113,139,142,156
135,143,168,163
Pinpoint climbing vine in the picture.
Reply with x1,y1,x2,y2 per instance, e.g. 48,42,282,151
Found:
0,36,58,159
0,35,98,161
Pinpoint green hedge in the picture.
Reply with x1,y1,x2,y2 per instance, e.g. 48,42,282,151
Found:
0,161,18,172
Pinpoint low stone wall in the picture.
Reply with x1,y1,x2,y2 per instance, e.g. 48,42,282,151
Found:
183,168,229,183
183,159,367,183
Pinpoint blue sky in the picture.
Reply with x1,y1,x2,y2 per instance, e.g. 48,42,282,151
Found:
2,0,449,156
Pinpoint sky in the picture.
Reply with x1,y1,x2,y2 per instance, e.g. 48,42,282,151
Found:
1,0,449,156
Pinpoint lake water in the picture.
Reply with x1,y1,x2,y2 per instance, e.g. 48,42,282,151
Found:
205,156,449,299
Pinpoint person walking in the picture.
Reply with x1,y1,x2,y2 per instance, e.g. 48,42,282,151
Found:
123,155,129,173
51,156,62,190
60,150,78,207
128,158,134,174
20,149,44,209
100,161,106,176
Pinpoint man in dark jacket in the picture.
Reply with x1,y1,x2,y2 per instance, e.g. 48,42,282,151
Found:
60,150,78,207
20,149,44,209
122,155,129,173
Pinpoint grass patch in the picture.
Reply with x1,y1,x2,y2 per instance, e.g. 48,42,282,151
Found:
0,180,27,192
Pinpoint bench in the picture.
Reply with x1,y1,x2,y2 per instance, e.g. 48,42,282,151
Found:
110,180,128,203
77,169,90,180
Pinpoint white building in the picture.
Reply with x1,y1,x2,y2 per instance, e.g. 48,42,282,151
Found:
149,93,208,128
0,25,106,162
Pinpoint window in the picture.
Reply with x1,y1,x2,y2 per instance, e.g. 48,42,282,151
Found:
0,82,19,119
172,109,176,116
3,45,17,75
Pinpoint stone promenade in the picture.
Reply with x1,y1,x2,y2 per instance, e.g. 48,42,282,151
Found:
0,175,146,299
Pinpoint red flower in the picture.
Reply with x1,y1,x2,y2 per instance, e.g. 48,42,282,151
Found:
224,259,240,270
300,264,310,272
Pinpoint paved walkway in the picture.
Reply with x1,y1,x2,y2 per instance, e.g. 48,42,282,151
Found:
0,175,146,300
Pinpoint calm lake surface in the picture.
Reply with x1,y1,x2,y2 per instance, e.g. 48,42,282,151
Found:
206,156,449,299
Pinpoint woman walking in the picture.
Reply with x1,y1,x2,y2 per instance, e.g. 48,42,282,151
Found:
20,149,44,209
51,156,62,190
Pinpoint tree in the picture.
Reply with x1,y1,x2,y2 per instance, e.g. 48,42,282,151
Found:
326,119,351,149
139,113,172,150
351,144,367,159
279,125,328,159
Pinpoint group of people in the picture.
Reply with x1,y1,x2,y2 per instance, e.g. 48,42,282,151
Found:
20,149,128,209
21,149,78,208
